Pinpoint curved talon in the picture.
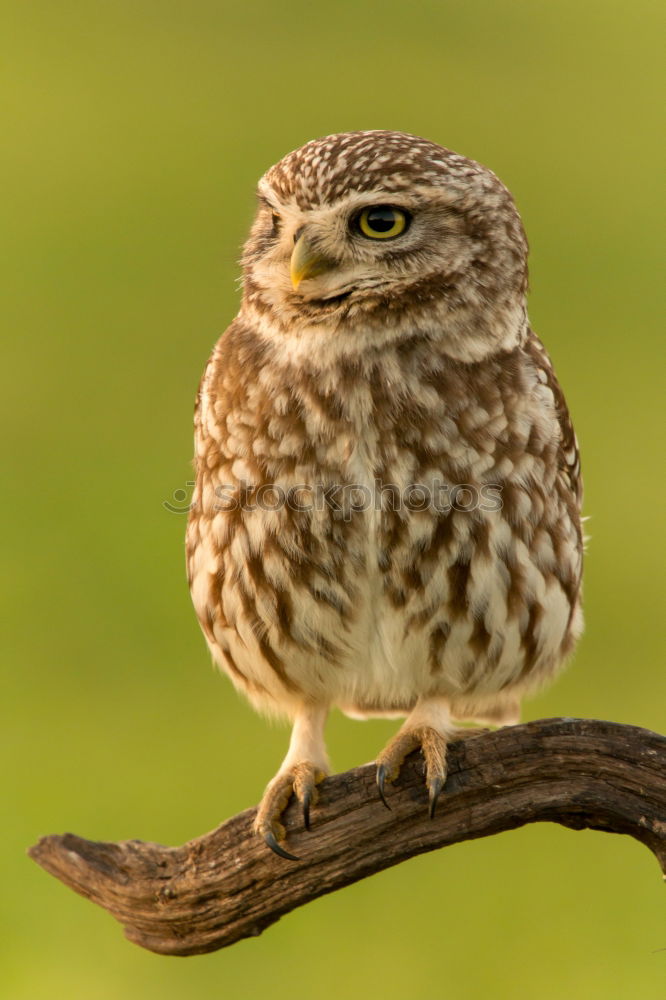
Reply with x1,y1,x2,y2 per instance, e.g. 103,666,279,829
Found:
376,764,392,810
302,786,312,831
428,775,445,819
264,829,300,862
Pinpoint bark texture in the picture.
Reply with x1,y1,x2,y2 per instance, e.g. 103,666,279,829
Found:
29,718,665,956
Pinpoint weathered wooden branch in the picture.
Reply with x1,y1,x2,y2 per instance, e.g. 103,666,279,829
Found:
29,718,665,956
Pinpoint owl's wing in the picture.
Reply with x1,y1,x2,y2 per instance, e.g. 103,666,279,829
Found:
523,329,582,508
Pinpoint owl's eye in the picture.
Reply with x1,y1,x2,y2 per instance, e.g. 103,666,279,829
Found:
355,205,410,240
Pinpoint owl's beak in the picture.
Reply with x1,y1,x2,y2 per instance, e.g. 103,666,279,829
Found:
290,232,337,291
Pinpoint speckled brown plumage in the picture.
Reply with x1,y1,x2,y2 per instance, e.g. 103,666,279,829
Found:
186,131,584,857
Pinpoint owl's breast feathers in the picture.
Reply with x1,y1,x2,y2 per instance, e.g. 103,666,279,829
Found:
186,321,583,718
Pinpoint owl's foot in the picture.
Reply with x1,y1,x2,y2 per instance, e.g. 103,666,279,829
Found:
253,762,326,861
375,698,461,818
254,703,330,861
376,726,450,818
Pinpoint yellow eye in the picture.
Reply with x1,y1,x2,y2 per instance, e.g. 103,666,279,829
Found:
356,205,409,240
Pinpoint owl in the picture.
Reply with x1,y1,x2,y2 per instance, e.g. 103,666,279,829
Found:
186,131,583,860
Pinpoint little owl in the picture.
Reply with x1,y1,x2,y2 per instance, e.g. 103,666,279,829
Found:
186,131,583,859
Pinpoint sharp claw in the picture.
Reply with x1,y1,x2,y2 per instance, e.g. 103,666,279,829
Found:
264,830,300,862
428,776,445,819
376,764,392,810
302,786,312,831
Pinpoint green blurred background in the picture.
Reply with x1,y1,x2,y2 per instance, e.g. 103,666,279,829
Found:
3,0,664,997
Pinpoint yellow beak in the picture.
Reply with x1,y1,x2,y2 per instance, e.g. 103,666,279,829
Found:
290,232,337,290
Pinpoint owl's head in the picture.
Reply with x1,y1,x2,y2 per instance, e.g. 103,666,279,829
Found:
241,131,529,362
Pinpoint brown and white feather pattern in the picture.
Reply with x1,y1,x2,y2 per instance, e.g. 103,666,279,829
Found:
186,130,583,731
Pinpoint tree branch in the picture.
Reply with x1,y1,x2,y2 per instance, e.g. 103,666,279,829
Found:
29,718,665,956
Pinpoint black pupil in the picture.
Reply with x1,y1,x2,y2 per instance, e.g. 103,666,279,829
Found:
366,206,397,232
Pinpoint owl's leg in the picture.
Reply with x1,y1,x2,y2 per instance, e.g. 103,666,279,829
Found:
375,697,461,818
451,696,520,727
254,703,329,861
